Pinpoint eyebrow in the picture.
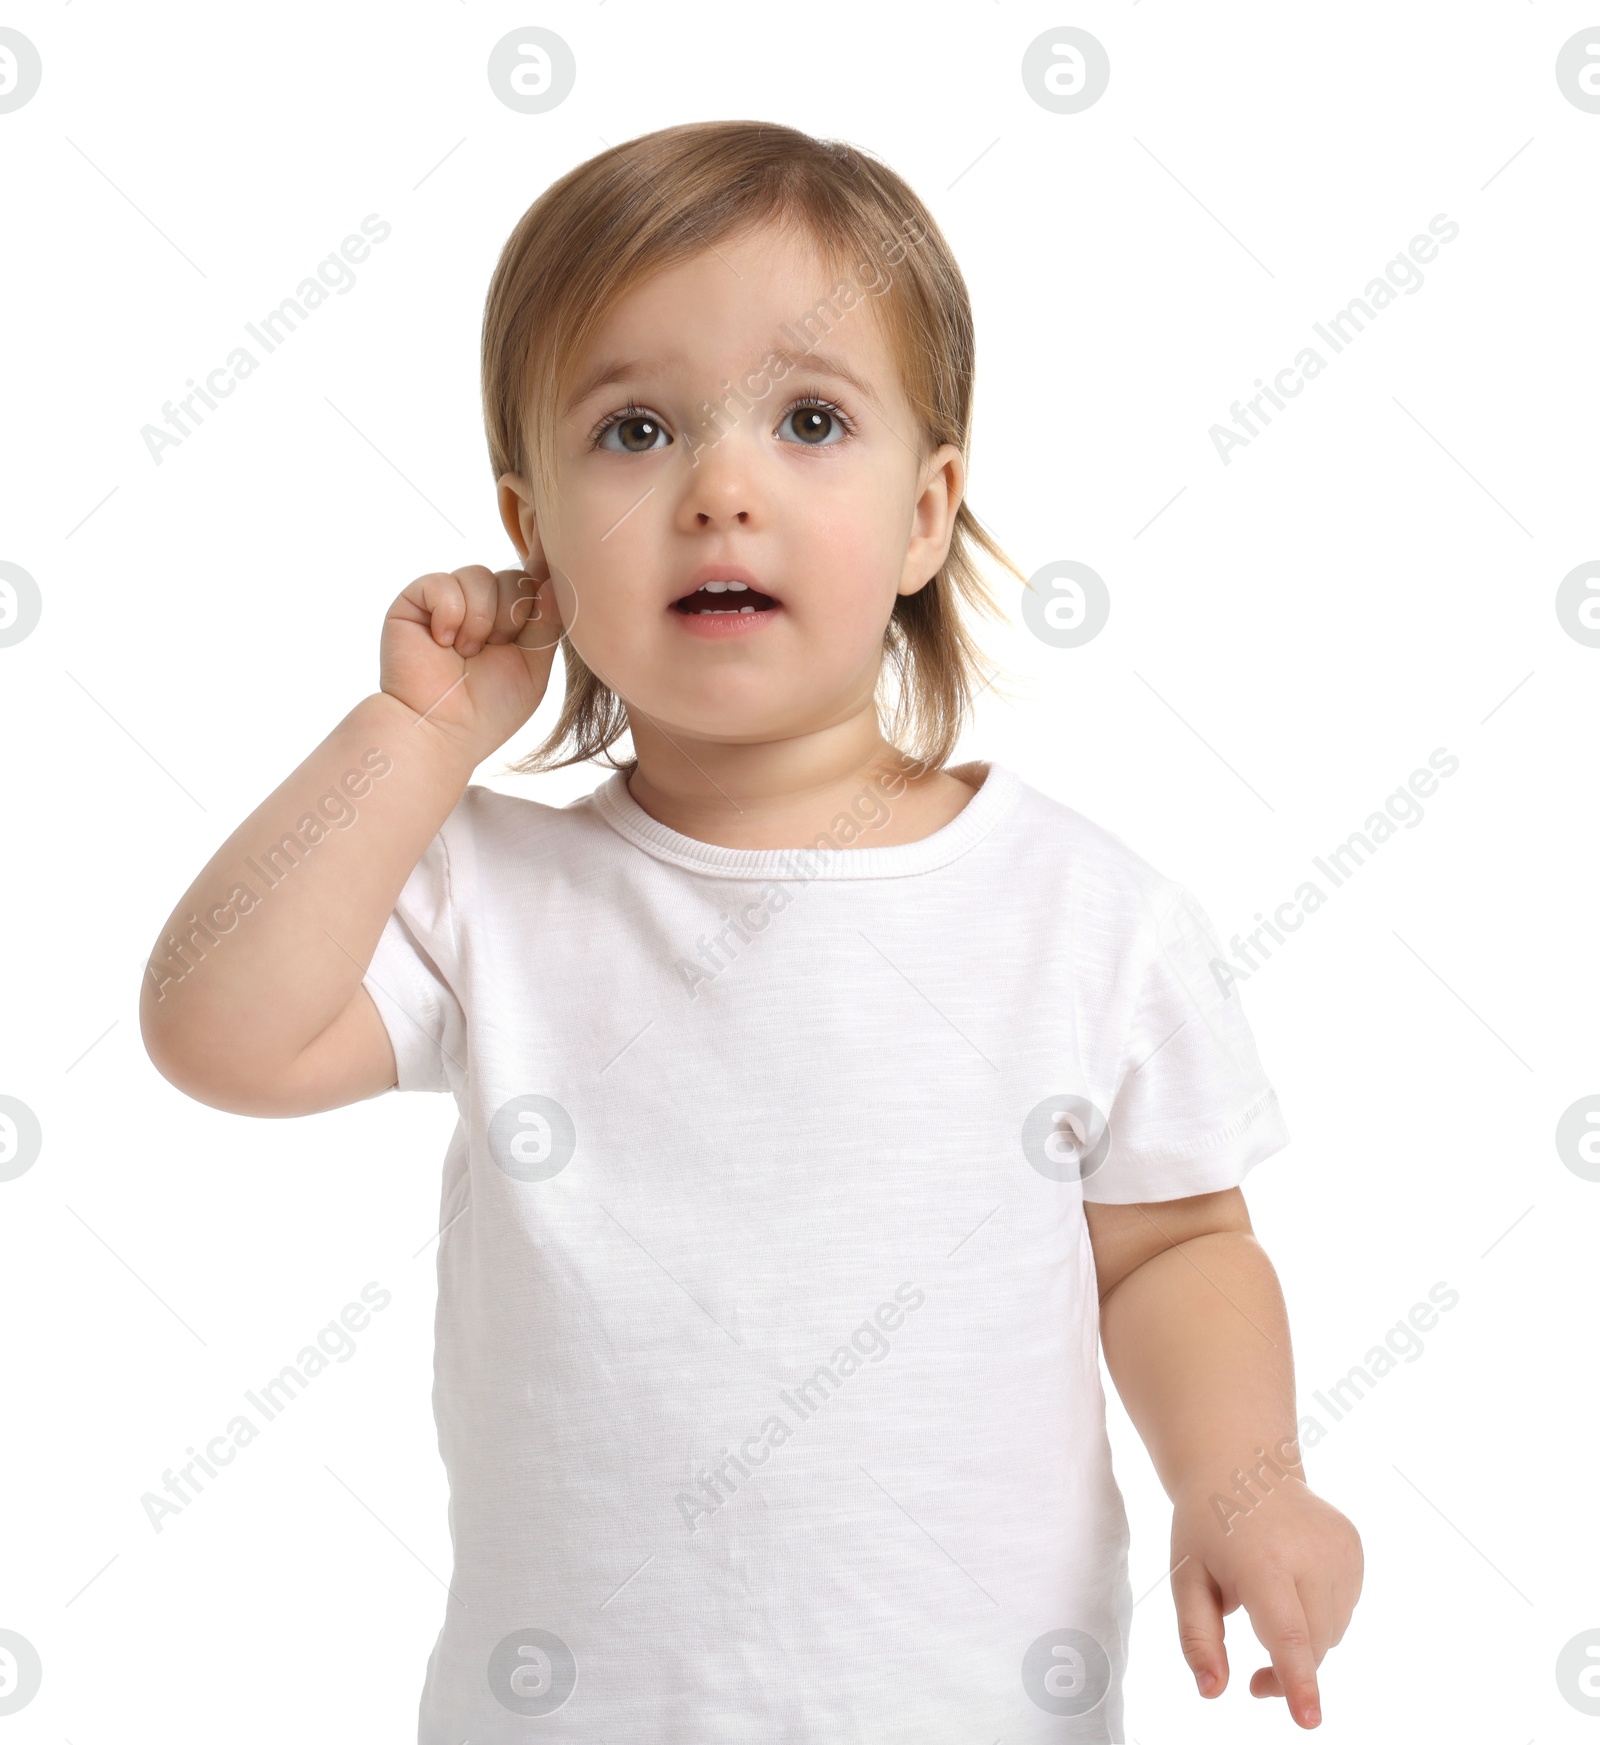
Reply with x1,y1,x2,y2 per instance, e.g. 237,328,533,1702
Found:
563,343,885,418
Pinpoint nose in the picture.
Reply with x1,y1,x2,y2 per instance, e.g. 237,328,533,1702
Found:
679,415,758,529
686,470,752,529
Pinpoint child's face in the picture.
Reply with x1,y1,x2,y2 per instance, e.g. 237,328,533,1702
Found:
500,222,963,751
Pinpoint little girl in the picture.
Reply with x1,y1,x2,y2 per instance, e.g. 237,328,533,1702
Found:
141,120,1361,1743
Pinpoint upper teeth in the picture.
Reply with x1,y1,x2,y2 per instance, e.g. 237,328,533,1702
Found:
701,581,747,592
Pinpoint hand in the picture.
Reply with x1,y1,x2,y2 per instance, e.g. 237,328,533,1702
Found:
1169,1474,1362,1729
379,561,570,766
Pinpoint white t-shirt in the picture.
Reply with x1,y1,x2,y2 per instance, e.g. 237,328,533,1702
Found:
361,759,1290,1744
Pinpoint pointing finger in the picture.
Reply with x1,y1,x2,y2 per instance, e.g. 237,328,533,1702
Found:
1241,1574,1321,1727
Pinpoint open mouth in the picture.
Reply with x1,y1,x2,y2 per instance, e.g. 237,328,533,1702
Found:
671,581,781,616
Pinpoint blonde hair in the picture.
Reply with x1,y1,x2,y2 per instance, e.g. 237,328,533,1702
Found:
480,119,1023,778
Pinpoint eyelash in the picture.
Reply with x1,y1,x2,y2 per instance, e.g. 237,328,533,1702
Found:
585,394,857,451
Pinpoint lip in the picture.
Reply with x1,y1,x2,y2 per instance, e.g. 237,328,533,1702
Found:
672,598,783,640
670,562,783,639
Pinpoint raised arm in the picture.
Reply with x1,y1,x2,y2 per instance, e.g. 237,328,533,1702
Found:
139,563,562,1117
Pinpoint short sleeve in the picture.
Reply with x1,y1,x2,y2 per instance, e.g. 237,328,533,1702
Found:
361,825,466,1094
1086,884,1290,1203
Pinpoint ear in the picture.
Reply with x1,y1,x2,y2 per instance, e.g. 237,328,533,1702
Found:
497,472,548,575
897,442,966,598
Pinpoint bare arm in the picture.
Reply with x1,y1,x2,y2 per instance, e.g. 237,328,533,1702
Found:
138,690,476,1114
1087,1188,1362,1731
1089,1189,1300,1503
139,561,563,1116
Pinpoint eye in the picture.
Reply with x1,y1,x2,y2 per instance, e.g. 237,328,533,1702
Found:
589,404,672,453
777,396,855,447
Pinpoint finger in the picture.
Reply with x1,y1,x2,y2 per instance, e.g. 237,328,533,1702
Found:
1241,1576,1321,1728
447,565,502,658
1172,1560,1228,1699
486,566,540,646
394,572,469,647
1298,1572,1341,1663
512,573,571,653
500,568,565,650
1326,1566,1360,1648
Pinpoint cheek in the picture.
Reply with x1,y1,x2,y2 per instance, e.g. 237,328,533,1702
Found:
544,479,651,619
799,480,911,622
536,558,641,682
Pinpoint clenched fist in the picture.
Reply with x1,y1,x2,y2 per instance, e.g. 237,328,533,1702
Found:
379,562,571,766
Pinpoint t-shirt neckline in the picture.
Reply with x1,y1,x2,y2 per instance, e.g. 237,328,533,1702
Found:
589,760,1021,880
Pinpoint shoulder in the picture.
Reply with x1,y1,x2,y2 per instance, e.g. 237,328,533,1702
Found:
996,767,1186,934
446,776,617,833
434,775,624,886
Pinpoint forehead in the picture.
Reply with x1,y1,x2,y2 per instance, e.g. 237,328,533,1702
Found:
562,222,899,415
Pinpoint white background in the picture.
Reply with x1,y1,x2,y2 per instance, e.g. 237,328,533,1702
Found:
2,2,1596,1739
